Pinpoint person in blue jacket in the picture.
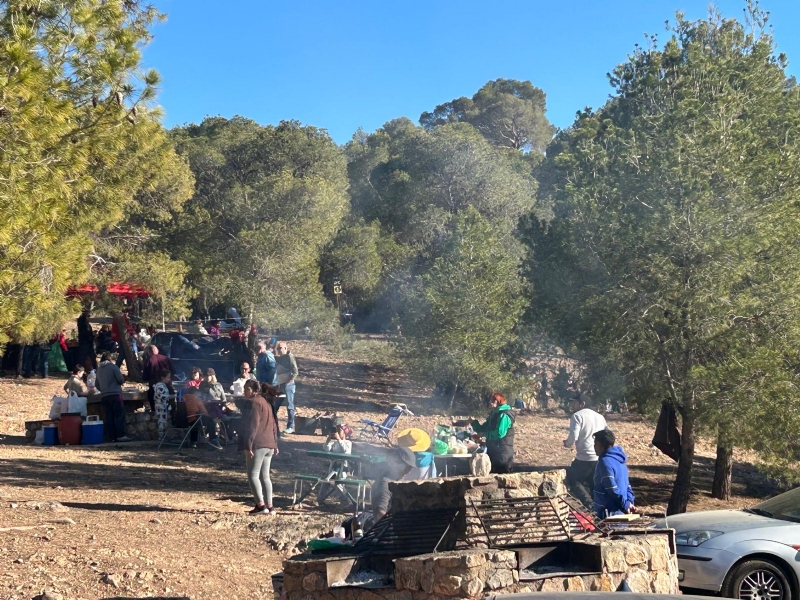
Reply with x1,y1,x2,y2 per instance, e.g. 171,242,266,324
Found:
255,341,277,385
592,429,636,518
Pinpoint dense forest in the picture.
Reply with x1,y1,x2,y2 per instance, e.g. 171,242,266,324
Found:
3,0,800,513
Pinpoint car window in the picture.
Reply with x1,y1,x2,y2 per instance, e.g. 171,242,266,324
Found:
753,487,800,523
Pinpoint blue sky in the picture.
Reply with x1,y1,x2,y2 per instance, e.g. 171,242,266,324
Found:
143,1,800,144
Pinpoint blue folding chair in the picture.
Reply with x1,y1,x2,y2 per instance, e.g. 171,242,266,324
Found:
358,404,412,445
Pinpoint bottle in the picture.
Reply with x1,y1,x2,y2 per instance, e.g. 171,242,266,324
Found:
87,369,96,391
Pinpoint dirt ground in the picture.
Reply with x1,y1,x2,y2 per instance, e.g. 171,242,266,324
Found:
0,338,780,600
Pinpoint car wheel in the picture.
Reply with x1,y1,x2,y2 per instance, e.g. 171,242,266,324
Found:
723,559,793,600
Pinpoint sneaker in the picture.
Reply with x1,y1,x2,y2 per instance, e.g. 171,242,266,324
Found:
249,504,268,515
116,436,133,442
208,438,223,450
283,428,294,434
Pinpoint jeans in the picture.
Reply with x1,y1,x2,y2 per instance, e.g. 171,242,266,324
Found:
284,381,296,429
38,348,51,378
102,394,127,441
566,459,597,509
245,447,274,506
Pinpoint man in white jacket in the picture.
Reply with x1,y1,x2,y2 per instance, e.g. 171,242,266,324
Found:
563,393,607,508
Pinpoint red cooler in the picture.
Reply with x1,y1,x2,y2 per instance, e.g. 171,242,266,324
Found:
58,412,82,445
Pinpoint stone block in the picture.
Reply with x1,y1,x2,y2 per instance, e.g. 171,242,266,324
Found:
435,556,462,569
540,578,566,592
652,571,677,594
394,562,421,591
302,572,326,592
496,475,521,489
648,542,669,571
589,574,614,592
462,553,486,568
433,575,463,596
357,591,386,600
420,566,435,594
566,576,586,591
601,543,628,573
460,578,483,598
504,488,536,499
624,568,652,593
383,591,413,600
329,589,357,600
485,569,514,590
624,543,649,566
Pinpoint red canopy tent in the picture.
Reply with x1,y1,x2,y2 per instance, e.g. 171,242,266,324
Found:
66,283,150,299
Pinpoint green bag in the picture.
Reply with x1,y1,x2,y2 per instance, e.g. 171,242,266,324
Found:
48,343,68,372
433,439,449,455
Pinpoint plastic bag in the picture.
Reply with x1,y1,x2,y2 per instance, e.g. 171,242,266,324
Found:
49,395,66,420
67,391,87,417
433,439,449,455
230,378,246,396
48,343,68,372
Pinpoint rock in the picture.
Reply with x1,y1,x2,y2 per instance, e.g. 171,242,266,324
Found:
419,565,435,594
302,572,326,592
123,569,137,579
470,454,491,477
624,544,648,565
461,577,484,597
590,574,615,592
47,518,75,525
624,568,652,593
32,592,63,600
652,570,676,594
540,577,566,592
25,501,68,512
601,543,627,572
463,553,486,568
485,569,514,590
102,572,121,588
566,576,586,591
433,575,463,595
435,556,462,568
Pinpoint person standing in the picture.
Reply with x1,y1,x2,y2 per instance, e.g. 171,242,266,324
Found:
275,341,299,434
592,429,635,518
77,309,97,371
255,341,277,386
153,369,173,438
97,352,131,442
240,380,279,514
142,345,175,412
563,393,608,508
247,324,259,367
470,392,515,473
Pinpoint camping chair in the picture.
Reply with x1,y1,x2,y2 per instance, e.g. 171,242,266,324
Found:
357,404,413,445
157,400,211,450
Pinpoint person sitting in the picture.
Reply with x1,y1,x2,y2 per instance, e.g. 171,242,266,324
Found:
185,366,202,389
396,428,436,479
592,429,635,518
207,320,221,337
200,367,226,403
239,362,256,381
470,392,515,474
182,391,223,450
188,319,208,335
63,364,88,396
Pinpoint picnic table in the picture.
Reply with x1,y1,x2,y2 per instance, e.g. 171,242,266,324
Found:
293,450,386,511
434,453,473,476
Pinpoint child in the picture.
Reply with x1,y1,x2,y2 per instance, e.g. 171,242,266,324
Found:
63,365,88,396
153,369,172,437
185,366,202,389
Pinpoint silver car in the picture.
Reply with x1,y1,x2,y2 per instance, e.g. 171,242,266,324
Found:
656,487,800,600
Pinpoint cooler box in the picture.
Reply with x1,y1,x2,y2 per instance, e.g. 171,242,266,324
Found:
82,415,104,445
43,424,59,446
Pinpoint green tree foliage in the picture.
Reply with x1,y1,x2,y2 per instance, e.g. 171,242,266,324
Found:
420,79,556,153
169,117,349,329
528,5,800,513
336,117,536,396
399,208,527,403
0,0,176,343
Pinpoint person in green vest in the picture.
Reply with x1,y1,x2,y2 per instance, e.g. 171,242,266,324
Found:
470,392,515,473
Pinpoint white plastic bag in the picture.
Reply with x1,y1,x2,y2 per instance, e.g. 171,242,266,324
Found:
49,395,66,420
470,453,491,476
34,429,45,445
67,391,87,417
230,378,246,396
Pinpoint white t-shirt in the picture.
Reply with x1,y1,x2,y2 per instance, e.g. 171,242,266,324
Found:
563,408,607,461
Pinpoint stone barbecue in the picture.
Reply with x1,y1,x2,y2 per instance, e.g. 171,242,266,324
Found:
274,470,679,600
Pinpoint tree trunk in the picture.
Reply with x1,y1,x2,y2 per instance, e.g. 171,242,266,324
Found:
712,431,733,501
667,409,696,515
112,312,142,382
16,343,25,378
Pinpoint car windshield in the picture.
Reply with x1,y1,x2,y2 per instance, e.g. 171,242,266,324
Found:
750,487,800,523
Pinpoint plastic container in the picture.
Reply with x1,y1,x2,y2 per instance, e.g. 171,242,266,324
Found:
58,412,82,445
82,415,104,445
86,369,96,391
43,424,59,446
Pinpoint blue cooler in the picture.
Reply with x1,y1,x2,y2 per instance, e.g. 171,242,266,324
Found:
43,424,59,446
82,415,104,445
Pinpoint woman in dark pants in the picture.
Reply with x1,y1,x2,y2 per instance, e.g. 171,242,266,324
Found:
470,392,516,474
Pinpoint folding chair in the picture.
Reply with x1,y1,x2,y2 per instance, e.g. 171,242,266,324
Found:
157,400,210,450
357,404,413,445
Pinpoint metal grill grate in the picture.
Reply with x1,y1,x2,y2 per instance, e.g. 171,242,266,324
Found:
469,494,597,548
353,508,460,557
